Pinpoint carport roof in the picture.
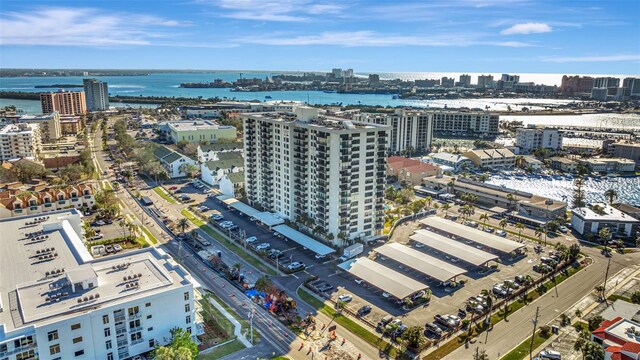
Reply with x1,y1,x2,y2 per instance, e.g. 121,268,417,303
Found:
272,225,336,255
217,196,285,227
420,217,524,253
345,258,428,299
411,229,498,266
374,243,466,282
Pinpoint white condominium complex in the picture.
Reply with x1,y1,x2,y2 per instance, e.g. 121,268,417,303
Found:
352,109,433,154
18,112,62,143
83,79,110,111
244,107,389,245
515,127,563,154
0,209,200,360
0,123,42,161
431,111,499,136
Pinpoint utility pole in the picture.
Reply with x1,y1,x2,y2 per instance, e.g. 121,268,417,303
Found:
602,256,611,304
529,307,540,360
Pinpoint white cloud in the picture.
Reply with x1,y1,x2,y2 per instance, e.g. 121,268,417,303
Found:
236,31,532,47
501,22,552,35
540,54,640,63
209,0,345,22
0,7,187,46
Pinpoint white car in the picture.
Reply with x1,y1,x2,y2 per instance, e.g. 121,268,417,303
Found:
287,262,305,270
539,349,562,359
337,294,353,302
245,236,258,243
559,226,568,233
496,230,507,237
314,253,326,260
113,244,123,252
382,292,391,298
256,243,270,250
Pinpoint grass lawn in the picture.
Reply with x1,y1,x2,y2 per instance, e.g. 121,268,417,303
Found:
200,297,235,337
501,331,550,360
153,186,176,204
608,294,632,303
197,339,245,359
140,226,159,244
203,292,260,343
297,287,398,358
181,210,276,276
102,181,113,191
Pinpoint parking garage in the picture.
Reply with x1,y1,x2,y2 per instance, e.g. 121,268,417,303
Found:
410,229,498,266
374,243,467,283
420,217,525,254
345,258,429,299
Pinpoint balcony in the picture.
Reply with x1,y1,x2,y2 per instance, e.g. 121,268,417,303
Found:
129,326,143,333
131,338,144,346
128,312,141,320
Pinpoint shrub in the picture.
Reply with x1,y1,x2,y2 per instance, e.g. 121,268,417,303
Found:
539,325,551,337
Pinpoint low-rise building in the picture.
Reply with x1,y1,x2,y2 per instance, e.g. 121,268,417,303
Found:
386,156,439,185
604,141,640,165
464,148,515,169
18,112,61,143
522,156,543,172
427,152,472,171
0,123,42,161
515,127,563,154
579,158,636,173
200,152,244,186
60,115,84,135
219,172,245,197
0,209,201,360
550,157,578,172
159,120,237,144
591,316,640,360
0,183,95,218
197,142,243,163
571,203,639,238
153,146,197,178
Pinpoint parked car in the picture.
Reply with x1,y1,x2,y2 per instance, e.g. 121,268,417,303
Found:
256,243,270,251
425,322,442,337
357,305,372,317
314,253,327,260
504,279,520,289
210,214,224,221
539,349,562,359
514,275,527,285
496,230,507,237
105,245,115,253
412,290,426,300
90,233,104,240
377,315,393,329
245,236,258,243
559,226,568,233
484,227,495,233
268,249,281,258
113,244,123,252
337,294,353,302
382,292,391,298
287,262,305,271
92,220,106,226
198,206,210,212
317,283,333,292
169,186,178,190
354,279,364,285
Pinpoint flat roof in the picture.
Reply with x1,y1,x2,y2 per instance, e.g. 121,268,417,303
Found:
218,196,285,227
410,229,498,266
167,120,234,131
375,243,466,282
0,210,198,333
573,203,640,223
345,258,428,299
272,225,336,255
420,217,524,253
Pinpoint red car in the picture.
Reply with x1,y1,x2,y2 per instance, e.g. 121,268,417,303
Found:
169,186,178,190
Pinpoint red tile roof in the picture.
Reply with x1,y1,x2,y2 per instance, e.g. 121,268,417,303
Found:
622,342,640,354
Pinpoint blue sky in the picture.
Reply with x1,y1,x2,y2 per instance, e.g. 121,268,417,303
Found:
1,0,639,74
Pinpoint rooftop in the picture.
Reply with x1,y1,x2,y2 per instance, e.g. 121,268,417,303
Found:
420,217,524,253
167,120,235,132
0,123,38,135
430,152,471,164
550,157,578,164
464,148,515,159
244,112,390,132
0,210,197,333
572,203,640,222
19,112,59,121
199,143,243,153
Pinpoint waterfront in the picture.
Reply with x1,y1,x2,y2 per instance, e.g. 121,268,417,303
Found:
487,174,640,208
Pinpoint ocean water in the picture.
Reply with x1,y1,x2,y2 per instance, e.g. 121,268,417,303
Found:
487,175,640,208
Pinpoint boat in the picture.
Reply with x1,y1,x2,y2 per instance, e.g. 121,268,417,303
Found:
392,95,399,99
264,95,272,99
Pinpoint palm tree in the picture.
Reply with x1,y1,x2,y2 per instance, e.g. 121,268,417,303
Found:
255,275,271,292
574,308,583,320
477,214,487,229
425,196,432,211
506,193,516,210
480,289,495,323
515,222,525,241
603,189,618,205
535,226,544,245
599,227,612,252
177,218,189,234
442,203,451,217
499,218,508,231
119,220,126,237
233,262,241,274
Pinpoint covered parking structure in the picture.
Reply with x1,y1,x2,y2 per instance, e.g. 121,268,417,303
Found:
272,225,336,256
345,258,428,300
375,243,466,283
411,229,498,266
420,217,524,254
218,195,285,228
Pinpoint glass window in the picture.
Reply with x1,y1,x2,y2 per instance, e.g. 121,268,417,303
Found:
185,304,190,312
104,328,111,337
102,315,109,324
49,344,61,355
48,330,59,341
74,350,84,357
106,340,112,350
186,315,191,324
72,336,83,344
184,292,189,300
71,323,81,330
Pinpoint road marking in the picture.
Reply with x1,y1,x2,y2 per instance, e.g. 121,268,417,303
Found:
290,273,299,279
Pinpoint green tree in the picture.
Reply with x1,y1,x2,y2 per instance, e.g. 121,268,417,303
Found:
255,275,271,292
573,176,586,208
473,348,490,360
499,218,508,230
603,189,618,205
535,226,544,244
631,291,640,304
588,315,604,331
177,218,189,234
599,227,612,252
152,327,198,360
515,222,525,241
400,325,428,350
442,203,451,216
479,213,489,229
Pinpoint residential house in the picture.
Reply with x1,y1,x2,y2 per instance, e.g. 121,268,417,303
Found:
219,171,245,197
0,183,95,218
153,146,197,178
550,157,578,173
200,152,244,186
197,142,243,163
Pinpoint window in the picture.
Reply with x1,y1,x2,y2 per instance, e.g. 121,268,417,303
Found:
102,315,109,324
149,339,156,348
104,328,111,337
16,350,35,360
49,344,61,355
107,353,114,360
187,327,192,334
105,340,112,350
184,292,190,300
186,315,191,324
130,332,142,341
185,304,190,312
145,302,151,307
147,314,153,319
129,319,141,329
148,327,154,332
71,323,81,330
48,330,59,341
127,306,139,316
74,350,84,357
72,336,83,344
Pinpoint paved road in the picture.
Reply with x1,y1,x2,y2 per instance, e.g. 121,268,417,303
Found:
445,247,640,359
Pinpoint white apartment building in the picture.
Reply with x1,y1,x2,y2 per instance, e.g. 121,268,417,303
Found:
352,109,433,154
515,127,563,154
83,79,109,111
431,111,499,136
244,107,389,245
18,112,61,143
464,148,516,169
0,123,43,161
0,209,201,360
197,143,243,163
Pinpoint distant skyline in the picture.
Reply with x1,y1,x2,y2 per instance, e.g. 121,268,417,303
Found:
1,0,639,75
